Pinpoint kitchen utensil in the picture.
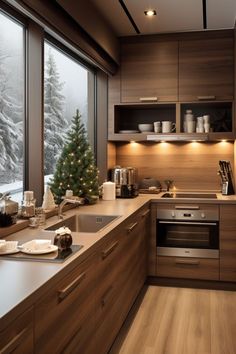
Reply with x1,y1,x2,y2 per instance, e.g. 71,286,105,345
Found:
153,122,161,133
218,160,235,195
110,166,138,198
139,178,162,189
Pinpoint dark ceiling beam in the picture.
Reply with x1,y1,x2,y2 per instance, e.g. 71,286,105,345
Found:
119,0,140,34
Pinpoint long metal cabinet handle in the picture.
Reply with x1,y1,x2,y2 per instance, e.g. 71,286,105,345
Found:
139,97,158,102
127,222,138,233
197,95,216,101
58,272,86,301
1,327,29,354
102,241,119,259
159,221,217,226
175,259,200,266
141,209,150,218
175,205,200,210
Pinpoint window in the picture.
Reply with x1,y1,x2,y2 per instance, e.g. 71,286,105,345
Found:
0,10,25,203
44,41,94,185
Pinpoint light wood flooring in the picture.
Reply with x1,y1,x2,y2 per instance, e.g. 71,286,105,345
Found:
109,285,236,354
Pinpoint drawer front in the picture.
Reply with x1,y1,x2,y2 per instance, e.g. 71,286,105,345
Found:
0,308,34,354
157,256,219,280
35,254,98,353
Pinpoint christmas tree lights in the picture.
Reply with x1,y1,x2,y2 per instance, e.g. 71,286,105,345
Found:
50,110,99,204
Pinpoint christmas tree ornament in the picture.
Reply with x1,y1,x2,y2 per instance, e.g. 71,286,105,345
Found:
42,185,56,210
50,110,99,204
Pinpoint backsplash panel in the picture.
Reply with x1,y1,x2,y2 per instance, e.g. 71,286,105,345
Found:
115,141,234,191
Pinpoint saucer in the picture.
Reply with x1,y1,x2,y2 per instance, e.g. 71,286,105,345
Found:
0,248,20,255
20,245,58,255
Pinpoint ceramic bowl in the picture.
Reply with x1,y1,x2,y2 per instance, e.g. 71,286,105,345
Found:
138,124,153,132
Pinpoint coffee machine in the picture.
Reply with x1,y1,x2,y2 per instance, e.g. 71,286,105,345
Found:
110,166,139,198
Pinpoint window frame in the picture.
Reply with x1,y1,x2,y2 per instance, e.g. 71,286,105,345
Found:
0,1,106,205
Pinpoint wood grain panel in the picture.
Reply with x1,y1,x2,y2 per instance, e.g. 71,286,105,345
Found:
179,37,234,101
156,256,219,280
116,141,234,190
121,41,178,102
220,205,236,281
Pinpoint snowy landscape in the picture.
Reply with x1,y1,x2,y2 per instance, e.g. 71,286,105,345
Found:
0,12,89,202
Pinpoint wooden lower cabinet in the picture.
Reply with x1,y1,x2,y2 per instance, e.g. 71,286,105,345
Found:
0,307,34,354
220,205,236,282
95,206,150,354
157,256,219,280
34,253,98,354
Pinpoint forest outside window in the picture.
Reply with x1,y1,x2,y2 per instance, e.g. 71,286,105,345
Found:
0,10,25,203
44,41,95,186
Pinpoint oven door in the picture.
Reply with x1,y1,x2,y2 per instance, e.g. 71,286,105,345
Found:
156,220,219,258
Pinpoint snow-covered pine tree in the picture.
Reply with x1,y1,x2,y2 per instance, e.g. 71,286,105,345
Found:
0,47,22,182
44,49,67,175
50,110,99,204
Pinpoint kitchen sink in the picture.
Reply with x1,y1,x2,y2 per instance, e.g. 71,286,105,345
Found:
45,214,120,233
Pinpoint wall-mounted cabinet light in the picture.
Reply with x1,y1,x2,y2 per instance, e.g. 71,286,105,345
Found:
144,10,156,16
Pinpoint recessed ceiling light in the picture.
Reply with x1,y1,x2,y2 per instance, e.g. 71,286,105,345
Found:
144,10,156,17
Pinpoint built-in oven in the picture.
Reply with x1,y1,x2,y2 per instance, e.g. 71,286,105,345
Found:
156,205,219,258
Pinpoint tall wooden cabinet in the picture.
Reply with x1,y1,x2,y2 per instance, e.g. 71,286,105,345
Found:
179,37,234,101
121,40,178,103
220,205,236,282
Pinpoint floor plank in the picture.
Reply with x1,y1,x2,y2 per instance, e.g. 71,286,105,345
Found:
109,285,236,354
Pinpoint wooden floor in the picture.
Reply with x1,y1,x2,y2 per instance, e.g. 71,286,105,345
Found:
109,285,236,354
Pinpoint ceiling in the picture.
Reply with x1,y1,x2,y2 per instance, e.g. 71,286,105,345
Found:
91,0,236,37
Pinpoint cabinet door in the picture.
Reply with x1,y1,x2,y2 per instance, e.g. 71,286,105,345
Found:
0,307,34,354
34,254,98,354
95,207,149,354
220,205,236,282
121,41,178,103
179,37,234,101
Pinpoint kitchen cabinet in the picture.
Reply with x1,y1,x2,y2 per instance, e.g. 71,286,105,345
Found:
220,205,236,282
95,206,150,354
34,253,98,354
179,37,234,102
156,256,219,280
108,31,234,142
0,307,34,354
121,40,178,103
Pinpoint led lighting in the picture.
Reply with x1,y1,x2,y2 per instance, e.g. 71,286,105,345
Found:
130,140,136,144
221,139,227,142
144,9,156,16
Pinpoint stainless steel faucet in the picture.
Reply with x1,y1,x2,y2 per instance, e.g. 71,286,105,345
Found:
58,197,84,219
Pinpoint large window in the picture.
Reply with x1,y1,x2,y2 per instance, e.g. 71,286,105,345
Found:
0,11,25,202
44,41,93,185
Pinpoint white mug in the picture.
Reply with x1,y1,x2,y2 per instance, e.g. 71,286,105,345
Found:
154,121,161,133
162,121,176,133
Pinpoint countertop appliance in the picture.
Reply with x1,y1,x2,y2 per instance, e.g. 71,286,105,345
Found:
110,166,139,198
156,205,219,259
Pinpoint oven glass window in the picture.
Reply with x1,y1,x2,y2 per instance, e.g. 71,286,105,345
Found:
157,221,219,249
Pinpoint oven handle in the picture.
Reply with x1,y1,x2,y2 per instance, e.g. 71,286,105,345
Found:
158,221,218,226
175,205,199,210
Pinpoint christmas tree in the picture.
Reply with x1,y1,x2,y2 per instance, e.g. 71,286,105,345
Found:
50,110,99,204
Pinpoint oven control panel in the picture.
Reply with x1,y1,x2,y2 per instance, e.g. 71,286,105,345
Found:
157,209,219,221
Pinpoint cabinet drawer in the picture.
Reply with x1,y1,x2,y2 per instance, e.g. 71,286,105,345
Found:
0,307,33,354
35,254,98,353
157,256,219,280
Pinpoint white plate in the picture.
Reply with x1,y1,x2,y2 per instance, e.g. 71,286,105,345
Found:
21,245,58,255
0,248,20,255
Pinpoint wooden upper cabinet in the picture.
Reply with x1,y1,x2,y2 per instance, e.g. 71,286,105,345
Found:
121,41,178,103
179,37,234,101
